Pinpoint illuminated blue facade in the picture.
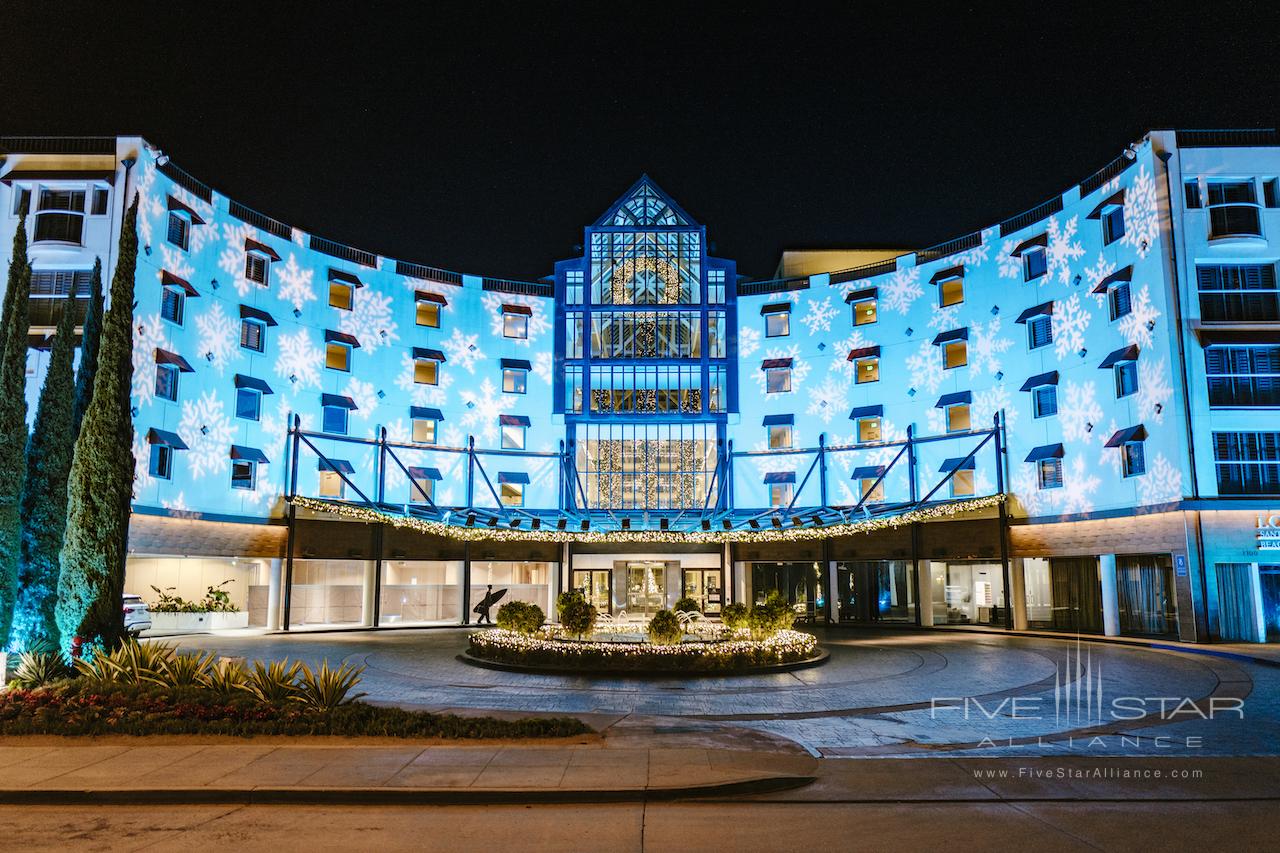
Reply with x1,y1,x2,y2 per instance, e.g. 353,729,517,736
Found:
2,131,1279,641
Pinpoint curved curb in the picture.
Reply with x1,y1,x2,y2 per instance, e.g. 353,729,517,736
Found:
457,648,829,678
0,775,815,806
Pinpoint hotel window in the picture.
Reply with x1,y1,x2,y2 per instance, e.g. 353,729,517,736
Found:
1196,263,1280,322
11,187,31,216
859,477,885,503
416,292,444,327
708,365,727,412
764,360,792,394
1184,179,1202,209
765,416,793,449
936,271,964,307
500,416,528,450
565,269,585,304
1023,247,1047,282
707,268,726,304
1115,361,1138,397
1122,441,1146,477
565,311,584,359
1213,431,1280,495
944,460,975,497
763,304,790,337
411,409,439,444
329,280,353,310
414,349,443,385
943,340,967,369
503,366,527,394
322,403,350,436
1027,315,1052,349
708,311,726,358
857,417,881,443
35,189,87,245
1037,458,1063,489
502,304,530,339
408,468,437,505
149,444,173,480
166,210,190,251
318,468,346,499
91,188,109,215
160,283,185,326
769,482,793,508
155,364,179,402
1109,281,1132,320
1207,180,1262,238
565,366,584,413
231,459,257,491
240,318,265,352
498,474,526,506
1101,205,1125,245
850,292,877,326
245,253,269,286
235,387,261,421
947,403,970,432
326,341,351,371
1033,386,1057,418
1206,345,1280,407
854,356,880,384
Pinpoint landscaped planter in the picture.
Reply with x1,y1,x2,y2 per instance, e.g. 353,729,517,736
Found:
146,611,250,635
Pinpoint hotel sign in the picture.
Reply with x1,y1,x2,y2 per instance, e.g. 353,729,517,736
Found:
1258,514,1280,550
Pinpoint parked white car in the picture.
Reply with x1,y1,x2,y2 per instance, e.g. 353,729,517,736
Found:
123,594,152,636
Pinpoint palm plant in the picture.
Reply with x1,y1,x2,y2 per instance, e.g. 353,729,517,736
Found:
293,660,367,711
240,659,302,703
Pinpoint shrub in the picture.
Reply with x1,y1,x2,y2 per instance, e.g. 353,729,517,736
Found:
556,589,597,639
8,647,72,688
241,659,302,704
646,610,684,645
200,659,248,695
74,638,174,685
294,660,368,711
160,650,216,687
673,597,700,614
720,602,749,631
496,600,545,635
748,591,796,640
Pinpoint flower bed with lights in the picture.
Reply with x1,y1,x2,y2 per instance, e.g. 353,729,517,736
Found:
465,628,822,674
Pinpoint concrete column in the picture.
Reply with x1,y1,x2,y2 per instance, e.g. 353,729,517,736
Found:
722,542,732,606
1010,557,1029,631
735,562,748,606
826,561,840,623
361,560,377,628
917,560,934,627
1100,553,1120,637
266,557,282,631
552,541,568,622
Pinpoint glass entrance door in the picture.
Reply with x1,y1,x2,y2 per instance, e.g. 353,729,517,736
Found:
626,562,666,617
837,561,913,623
571,570,611,614
1261,566,1280,642
682,569,722,615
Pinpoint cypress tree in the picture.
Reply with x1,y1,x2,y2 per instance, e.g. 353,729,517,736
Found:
0,204,32,645
11,292,78,650
56,195,138,654
72,257,105,431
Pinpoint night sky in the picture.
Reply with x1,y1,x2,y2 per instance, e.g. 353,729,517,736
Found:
2,2,1277,279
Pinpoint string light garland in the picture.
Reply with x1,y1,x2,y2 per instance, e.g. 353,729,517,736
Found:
469,628,818,666
290,493,1007,544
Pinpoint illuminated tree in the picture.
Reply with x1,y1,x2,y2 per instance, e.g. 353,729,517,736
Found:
72,257,104,431
0,202,32,644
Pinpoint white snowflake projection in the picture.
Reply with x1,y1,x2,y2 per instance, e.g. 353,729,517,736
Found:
130,430,151,498
1137,452,1183,505
1120,165,1160,259
160,492,190,513
131,314,170,407
805,375,851,425
339,287,400,352
752,345,810,394
259,411,314,491
829,329,868,379
177,390,235,480
343,377,379,419
194,301,239,373
215,222,260,297
1052,293,1091,361
134,161,164,247
275,254,317,313
738,325,761,359
1057,456,1101,515
1046,215,1086,286
1096,418,1122,475
862,419,908,467
973,383,1017,430
440,423,466,449
169,187,216,254
927,302,963,332
800,296,838,335
1011,465,1047,516
1060,381,1103,444
997,239,1022,280
904,341,945,395
273,329,323,393
532,351,553,384
1081,253,1119,308
395,352,454,406
158,244,196,284
440,329,487,373
925,406,947,434
1117,284,1161,347
968,316,1014,377
942,229,995,268
1137,357,1174,425
749,431,806,479
459,378,503,444
481,293,550,347
881,268,923,315
528,444,558,491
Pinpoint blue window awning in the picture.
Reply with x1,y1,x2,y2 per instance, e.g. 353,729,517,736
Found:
239,304,278,326
1087,190,1126,219
166,196,206,225
1099,344,1140,368
1016,300,1055,323
409,466,443,480
230,445,269,464
761,358,792,370
763,471,796,484
234,374,273,394
760,302,790,315
324,329,361,348
160,270,199,296
328,268,364,287
762,413,794,426
498,471,530,485
1092,264,1134,294
1025,443,1065,463
936,390,972,408
929,265,964,284
321,393,358,410
415,290,447,305
146,428,188,450
851,465,887,479
501,303,532,316
410,406,443,421
318,458,355,474
844,286,876,303
1011,233,1048,257
847,345,880,361
939,456,976,472
1105,425,1148,448
154,349,195,372
932,327,969,345
849,404,883,419
500,358,532,370
1019,370,1059,391
499,414,530,427
413,346,446,362
244,237,280,262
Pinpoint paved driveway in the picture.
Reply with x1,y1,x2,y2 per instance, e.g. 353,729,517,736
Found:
172,627,1280,759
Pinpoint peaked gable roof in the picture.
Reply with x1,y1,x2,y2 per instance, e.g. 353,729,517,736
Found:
593,175,696,228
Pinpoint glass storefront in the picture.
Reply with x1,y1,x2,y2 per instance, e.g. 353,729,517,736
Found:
289,559,368,628
626,561,667,616
836,560,913,622
571,569,612,613
469,560,552,618
751,561,825,621
124,555,266,627
1023,557,1103,633
379,559,462,625
682,568,723,615
1116,554,1177,637
931,561,1007,626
